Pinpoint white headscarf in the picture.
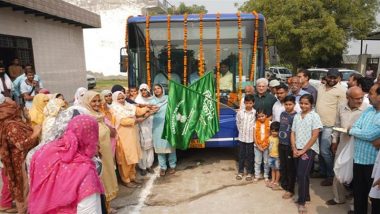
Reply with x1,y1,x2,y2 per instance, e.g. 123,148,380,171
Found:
135,83,152,104
110,91,136,128
0,94,5,104
73,87,87,106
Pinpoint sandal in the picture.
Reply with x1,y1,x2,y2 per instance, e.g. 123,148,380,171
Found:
272,183,282,191
236,174,243,180
266,182,274,188
298,205,307,214
168,168,176,175
245,175,253,181
282,191,294,199
123,182,141,188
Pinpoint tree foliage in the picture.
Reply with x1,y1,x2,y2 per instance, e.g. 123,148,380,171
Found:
168,2,208,15
240,0,379,69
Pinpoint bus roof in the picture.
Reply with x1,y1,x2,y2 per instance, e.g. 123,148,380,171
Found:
128,13,265,24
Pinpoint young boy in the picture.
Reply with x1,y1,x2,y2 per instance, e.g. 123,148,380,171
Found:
236,94,256,181
279,95,298,199
268,121,281,190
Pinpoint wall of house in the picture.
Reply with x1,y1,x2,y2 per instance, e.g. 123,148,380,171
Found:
0,7,87,99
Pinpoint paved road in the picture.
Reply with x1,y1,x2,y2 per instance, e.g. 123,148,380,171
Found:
114,148,349,214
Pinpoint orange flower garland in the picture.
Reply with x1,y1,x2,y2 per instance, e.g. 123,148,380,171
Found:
167,15,171,81
183,13,188,85
237,12,243,102
264,17,270,68
255,118,270,149
198,13,204,77
216,13,221,115
145,16,151,86
250,11,259,81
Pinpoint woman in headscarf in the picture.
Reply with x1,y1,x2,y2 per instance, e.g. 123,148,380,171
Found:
82,91,118,213
100,90,117,156
28,93,49,127
40,98,66,143
26,107,77,172
29,115,104,214
111,91,147,187
73,87,87,106
111,84,136,104
0,96,41,213
151,84,177,176
135,83,156,175
101,90,113,107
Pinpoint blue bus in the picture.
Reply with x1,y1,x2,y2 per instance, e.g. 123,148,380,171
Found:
121,13,267,148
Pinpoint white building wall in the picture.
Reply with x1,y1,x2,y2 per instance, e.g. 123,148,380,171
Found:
0,7,87,99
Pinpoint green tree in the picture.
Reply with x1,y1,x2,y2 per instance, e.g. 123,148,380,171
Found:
168,2,208,15
240,0,379,70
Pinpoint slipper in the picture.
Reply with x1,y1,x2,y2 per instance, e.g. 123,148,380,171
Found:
245,175,253,181
5,208,17,213
0,206,11,211
236,174,243,180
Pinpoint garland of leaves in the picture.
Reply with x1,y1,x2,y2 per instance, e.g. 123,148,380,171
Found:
250,11,259,81
216,13,221,114
198,14,204,77
167,15,172,80
237,12,243,102
183,13,188,85
145,16,151,86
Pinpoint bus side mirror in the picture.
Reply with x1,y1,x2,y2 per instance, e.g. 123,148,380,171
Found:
120,47,128,73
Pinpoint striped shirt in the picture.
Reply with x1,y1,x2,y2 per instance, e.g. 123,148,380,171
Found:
236,108,256,143
350,106,380,165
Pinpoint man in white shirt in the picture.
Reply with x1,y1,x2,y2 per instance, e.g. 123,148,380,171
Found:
0,63,12,98
219,62,233,91
272,83,301,122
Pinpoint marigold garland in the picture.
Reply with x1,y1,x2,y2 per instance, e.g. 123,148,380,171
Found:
183,13,188,85
237,12,243,102
198,13,204,77
255,118,270,149
167,15,171,81
264,17,270,68
216,13,221,115
250,11,259,81
145,16,151,86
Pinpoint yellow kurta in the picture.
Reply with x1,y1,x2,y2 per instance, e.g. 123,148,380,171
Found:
98,120,119,201
115,106,147,183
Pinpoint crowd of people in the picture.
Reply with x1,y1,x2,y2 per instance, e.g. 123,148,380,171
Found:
0,61,177,213
236,69,380,214
1,59,380,214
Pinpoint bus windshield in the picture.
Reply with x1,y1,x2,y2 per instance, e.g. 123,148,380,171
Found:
127,14,265,94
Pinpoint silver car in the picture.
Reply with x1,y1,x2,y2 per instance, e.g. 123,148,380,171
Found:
307,68,362,88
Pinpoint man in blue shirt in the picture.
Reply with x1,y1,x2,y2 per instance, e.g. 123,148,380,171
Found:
12,65,41,102
350,83,380,214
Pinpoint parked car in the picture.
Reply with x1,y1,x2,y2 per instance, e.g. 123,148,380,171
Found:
268,67,293,83
307,68,362,89
86,74,96,89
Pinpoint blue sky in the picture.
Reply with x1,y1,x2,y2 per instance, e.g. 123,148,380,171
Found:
168,0,380,55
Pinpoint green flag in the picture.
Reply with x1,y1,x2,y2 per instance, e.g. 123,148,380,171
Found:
189,72,220,143
162,80,205,150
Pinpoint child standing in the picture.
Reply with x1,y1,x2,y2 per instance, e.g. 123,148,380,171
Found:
279,95,298,199
267,122,281,190
236,94,256,181
291,94,322,214
254,109,270,182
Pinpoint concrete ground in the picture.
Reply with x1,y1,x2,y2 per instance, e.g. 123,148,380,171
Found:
0,148,350,214
115,148,349,214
